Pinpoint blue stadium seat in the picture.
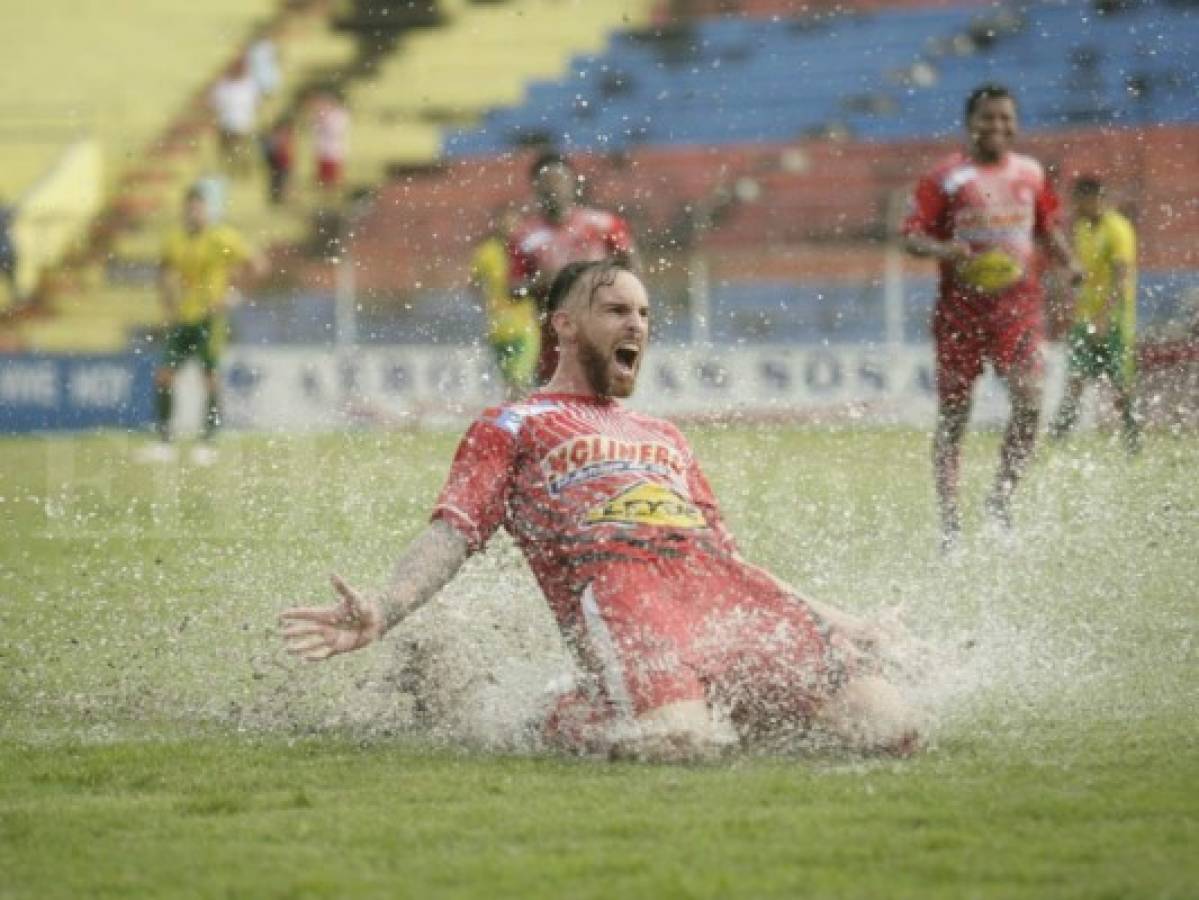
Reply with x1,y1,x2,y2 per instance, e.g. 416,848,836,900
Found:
443,0,1198,156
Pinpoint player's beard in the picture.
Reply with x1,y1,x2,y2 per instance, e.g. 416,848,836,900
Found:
578,332,636,398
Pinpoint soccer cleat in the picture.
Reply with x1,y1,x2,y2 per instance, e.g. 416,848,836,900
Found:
189,444,219,467
134,442,178,464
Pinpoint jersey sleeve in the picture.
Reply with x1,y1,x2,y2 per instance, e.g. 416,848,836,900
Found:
604,213,635,258
469,241,496,291
216,227,253,264
431,414,516,553
901,173,949,240
468,243,484,284
506,228,538,287
1106,216,1136,266
1034,177,1061,237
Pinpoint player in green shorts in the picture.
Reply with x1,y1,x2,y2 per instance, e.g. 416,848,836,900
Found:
139,186,265,464
163,319,221,373
1049,176,1140,453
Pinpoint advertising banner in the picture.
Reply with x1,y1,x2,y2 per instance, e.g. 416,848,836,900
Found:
1,344,1068,434
0,353,154,432
221,344,1066,430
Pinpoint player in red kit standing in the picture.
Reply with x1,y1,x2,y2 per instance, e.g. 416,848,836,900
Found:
903,84,1081,551
509,151,638,384
280,262,921,762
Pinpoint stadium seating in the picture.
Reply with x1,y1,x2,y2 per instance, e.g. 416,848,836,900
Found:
337,0,1199,338
445,0,1198,155
0,0,284,317
333,111,1199,349
0,0,280,199
672,0,994,16
6,0,1198,353
5,1,359,349
7,0,659,350
346,0,656,177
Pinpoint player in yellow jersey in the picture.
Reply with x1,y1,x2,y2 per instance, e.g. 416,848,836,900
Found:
140,186,266,464
1049,177,1140,453
469,208,540,399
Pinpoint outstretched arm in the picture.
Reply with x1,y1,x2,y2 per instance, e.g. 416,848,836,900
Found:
279,520,469,661
902,233,971,264
1041,225,1083,285
373,519,471,631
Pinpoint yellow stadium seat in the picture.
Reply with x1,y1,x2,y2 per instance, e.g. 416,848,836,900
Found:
1,0,653,351
347,0,654,170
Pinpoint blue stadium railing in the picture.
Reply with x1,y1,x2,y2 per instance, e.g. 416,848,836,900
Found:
227,271,1199,348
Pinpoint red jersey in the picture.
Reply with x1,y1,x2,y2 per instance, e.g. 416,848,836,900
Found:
508,208,636,382
433,393,851,735
507,207,634,288
902,150,1059,306
431,393,736,628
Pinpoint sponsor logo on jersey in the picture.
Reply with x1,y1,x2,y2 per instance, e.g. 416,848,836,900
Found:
487,400,560,436
584,481,706,529
541,435,687,495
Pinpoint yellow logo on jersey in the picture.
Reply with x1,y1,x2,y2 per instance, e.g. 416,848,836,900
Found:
959,249,1024,294
585,482,706,529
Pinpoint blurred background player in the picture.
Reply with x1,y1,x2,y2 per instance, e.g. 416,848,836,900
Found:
902,84,1081,550
261,114,295,207
209,56,261,177
508,151,638,384
470,206,539,399
1049,176,1140,453
309,88,350,197
140,185,266,464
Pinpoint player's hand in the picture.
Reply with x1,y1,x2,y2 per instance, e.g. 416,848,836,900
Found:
279,574,384,661
941,240,973,265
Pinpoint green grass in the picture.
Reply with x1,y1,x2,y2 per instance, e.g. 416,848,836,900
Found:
2,428,1197,898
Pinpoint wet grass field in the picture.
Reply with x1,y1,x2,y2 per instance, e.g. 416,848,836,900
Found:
2,427,1196,898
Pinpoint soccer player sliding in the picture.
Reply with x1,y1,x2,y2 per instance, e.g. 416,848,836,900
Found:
280,262,921,762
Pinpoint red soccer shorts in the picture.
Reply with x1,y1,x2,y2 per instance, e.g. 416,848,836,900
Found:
933,290,1045,405
544,554,853,748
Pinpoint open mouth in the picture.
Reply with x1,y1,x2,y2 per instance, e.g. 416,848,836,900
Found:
613,345,640,374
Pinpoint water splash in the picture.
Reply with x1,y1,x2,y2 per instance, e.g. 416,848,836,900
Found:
4,432,1194,762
